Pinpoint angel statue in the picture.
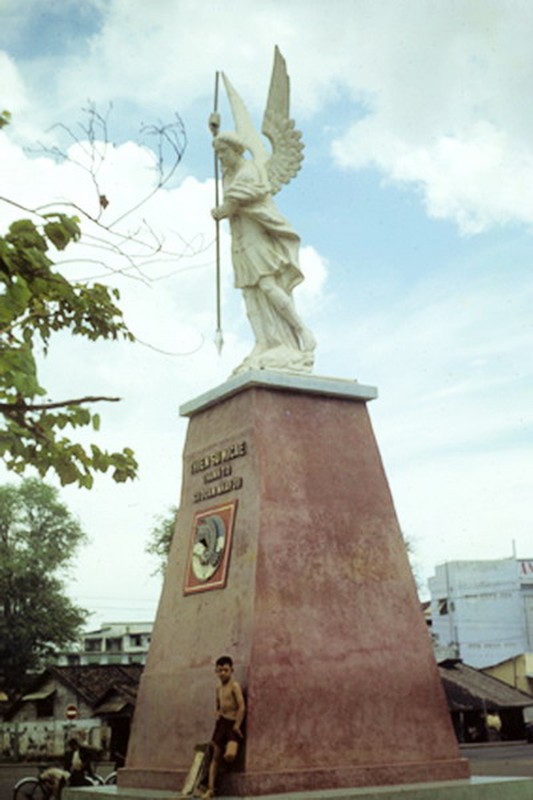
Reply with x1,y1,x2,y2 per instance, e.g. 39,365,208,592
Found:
209,47,316,375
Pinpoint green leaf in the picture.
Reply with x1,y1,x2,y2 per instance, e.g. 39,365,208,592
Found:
0,278,31,325
0,210,137,488
0,110,11,129
43,215,81,251
6,219,48,252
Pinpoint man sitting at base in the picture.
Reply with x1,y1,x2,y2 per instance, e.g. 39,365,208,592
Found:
40,734,100,797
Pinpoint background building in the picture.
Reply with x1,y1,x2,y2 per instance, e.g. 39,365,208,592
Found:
0,664,142,760
439,659,533,742
428,558,533,668
482,653,533,723
56,623,153,667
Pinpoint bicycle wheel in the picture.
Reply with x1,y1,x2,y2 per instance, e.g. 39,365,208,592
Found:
13,778,48,800
87,774,105,786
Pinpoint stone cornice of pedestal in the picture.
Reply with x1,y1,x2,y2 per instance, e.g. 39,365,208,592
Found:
179,369,378,418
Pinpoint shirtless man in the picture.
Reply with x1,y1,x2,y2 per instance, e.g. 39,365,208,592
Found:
203,655,245,799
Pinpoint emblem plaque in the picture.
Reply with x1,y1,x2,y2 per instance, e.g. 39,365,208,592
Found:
183,500,238,595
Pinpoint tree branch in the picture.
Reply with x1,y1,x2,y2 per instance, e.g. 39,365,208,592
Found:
0,396,121,412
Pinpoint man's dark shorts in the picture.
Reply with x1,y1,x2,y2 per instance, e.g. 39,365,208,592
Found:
212,716,239,749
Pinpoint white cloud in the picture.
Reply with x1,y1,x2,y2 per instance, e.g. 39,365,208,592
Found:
0,52,28,114
294,245,328,315
7,1,533,232
329,1,533,231
334,119,533,234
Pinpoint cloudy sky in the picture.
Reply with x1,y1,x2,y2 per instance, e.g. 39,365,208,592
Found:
1,0,532,628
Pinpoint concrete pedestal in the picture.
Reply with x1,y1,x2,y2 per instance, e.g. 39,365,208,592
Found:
119,371,469,795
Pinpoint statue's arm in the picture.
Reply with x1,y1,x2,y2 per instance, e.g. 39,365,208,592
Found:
211,198,238,220
212,167,268,220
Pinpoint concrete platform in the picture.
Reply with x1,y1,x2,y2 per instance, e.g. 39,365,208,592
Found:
178,369,378,416
63,775,533,800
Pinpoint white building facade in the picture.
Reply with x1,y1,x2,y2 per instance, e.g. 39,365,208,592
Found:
56,622,153,666
428,558,533,668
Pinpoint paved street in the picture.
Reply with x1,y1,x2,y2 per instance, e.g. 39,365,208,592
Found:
0,762,114,800
460,742,533,778
1,747,532,800
1,763,40,800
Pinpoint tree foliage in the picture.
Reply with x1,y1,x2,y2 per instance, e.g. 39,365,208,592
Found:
0,106,187,489
0,479,88,695
0,213,137,488
146,505,177,575
403,532,422,592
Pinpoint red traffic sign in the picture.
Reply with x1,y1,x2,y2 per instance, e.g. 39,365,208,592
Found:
65,704,79,720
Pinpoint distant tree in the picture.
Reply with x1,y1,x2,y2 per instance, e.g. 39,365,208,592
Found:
403,532,423,592
0,478,88,696
146,505,177,575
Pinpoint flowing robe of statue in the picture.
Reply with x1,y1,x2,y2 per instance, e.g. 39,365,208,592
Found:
211,48,316,376
223,158,306,350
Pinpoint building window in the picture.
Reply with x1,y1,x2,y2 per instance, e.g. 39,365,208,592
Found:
85,638,102,652
67,654,81,666
105,637,123,653
36,696,54,718
129,634,143,647
438,598,448,616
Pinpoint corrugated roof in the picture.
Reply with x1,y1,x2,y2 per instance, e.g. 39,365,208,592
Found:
22,689,55,701
439,660,533,711
93,698,129,714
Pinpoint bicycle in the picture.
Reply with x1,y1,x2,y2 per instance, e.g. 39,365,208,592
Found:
13,765,105,800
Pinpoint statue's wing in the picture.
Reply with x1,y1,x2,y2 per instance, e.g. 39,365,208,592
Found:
222,72,268,167
262,46,304,195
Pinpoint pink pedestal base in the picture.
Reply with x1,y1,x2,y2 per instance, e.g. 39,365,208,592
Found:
120,374,469,795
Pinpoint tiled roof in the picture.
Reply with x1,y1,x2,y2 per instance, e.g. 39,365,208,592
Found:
439,659,533,711
48,664,143,705
3,664,143,719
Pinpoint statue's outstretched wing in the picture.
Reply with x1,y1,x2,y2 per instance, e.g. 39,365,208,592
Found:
222,72,268,168
221,48,304,194
262,46,304,195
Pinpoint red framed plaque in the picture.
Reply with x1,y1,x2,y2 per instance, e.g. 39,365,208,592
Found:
183,500,238,595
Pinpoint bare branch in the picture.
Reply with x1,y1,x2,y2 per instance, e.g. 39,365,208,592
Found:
1,105,209,359
0,396,121,413
109,115,187,227
134,334,204,357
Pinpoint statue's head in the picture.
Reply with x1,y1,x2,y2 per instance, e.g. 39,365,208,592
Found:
213,131,246,156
